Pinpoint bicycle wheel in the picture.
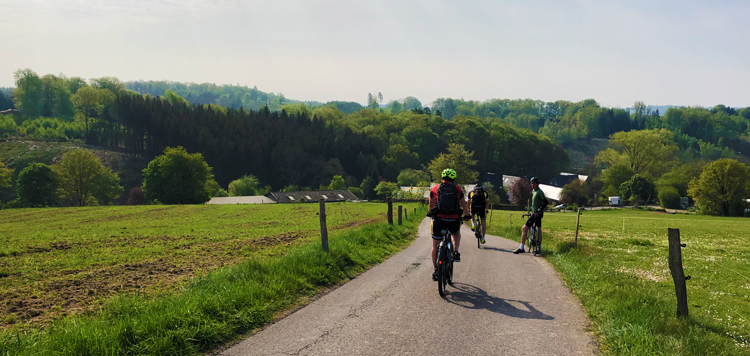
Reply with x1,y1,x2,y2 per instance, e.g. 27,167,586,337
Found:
447,243,454,286
527,227,535,254
437,245,446,296
476,218,481,249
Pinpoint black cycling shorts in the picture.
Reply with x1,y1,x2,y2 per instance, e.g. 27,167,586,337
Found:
470,206,486,220
525,212,543,228
431,218,461,240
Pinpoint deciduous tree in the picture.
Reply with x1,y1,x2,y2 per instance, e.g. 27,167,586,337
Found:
142,146,213,204
688,158,750,216
428,143,478,185
17,163,58,207
54,149,122,206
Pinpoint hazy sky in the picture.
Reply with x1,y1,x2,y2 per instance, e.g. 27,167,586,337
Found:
1,0,748,108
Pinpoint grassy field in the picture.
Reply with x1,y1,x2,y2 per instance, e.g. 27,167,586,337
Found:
488,208,750,355
0,202,419,332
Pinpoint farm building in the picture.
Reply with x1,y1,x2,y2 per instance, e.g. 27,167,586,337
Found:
207,190,359,204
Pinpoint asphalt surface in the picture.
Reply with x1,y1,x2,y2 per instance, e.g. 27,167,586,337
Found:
220,218,598,356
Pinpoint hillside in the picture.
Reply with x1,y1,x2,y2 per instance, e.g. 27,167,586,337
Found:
0,139,149,203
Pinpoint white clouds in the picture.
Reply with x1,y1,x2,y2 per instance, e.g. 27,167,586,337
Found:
0,0,748,106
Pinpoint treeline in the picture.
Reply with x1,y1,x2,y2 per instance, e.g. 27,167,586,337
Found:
431,98,750,159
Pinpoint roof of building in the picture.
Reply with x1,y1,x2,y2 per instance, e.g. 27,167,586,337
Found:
267,190,358,203
538,184,562,202
207,196,277,204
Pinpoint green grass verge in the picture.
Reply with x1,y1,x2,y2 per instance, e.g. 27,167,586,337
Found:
0,206,425,355
488,209,750,355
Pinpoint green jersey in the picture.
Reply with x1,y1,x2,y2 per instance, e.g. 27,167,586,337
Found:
531,188,546,212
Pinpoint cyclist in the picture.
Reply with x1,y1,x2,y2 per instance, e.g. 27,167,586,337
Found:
468,183,490,244
428,168,471,281
514,177,548,255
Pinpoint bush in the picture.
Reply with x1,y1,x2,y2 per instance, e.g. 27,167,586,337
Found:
658,186,681,209
127,187,145,205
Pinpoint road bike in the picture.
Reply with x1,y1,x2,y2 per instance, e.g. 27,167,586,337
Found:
521,212,541,256
430,215,469,296
471,212,482,249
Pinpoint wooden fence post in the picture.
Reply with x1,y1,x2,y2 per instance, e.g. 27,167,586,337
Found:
387,199,393,225
398,205,403,225
668,228,689,318
405,207,408,220
574,208,582,246
319,198,328,252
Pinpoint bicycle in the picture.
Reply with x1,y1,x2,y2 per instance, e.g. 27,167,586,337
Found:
471,212,482,249
521,212,541,256
429,214,470,296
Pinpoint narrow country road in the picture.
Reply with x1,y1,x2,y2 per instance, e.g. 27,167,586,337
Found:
220,218,597,356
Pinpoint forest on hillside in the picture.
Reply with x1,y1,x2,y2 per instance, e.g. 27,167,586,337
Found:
2,68,750,214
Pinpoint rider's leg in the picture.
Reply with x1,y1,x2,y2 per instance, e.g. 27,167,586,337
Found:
521,224,529,245
453,230,461,252
431,238,441,269
481,218,487,237
537,227,542,251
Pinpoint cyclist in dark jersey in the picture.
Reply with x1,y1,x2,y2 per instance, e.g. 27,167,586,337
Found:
468,184,490,244
427,168,470,281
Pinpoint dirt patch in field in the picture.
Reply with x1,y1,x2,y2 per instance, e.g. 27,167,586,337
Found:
332,215,386,231
0,232,308,330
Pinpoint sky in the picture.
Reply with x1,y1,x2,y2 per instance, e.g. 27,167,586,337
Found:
1,0,748,108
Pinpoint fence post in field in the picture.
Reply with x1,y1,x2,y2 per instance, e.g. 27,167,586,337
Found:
574,208,582,246
398,205,403,225
405,207,408,220
668,228,689,318
387,199,393,225
319,198,328,252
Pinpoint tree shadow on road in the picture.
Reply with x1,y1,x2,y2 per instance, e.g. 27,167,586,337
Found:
444,283,554,320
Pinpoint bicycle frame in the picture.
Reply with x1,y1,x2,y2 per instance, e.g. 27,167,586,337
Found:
522,212,541,255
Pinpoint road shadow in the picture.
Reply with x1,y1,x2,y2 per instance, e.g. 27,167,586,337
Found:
443,283,554,320
479,246,514,254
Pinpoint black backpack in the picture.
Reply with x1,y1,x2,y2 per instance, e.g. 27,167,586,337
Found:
472,188,486,206
433,182,462,216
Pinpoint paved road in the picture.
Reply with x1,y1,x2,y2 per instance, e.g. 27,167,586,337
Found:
220,219,597,356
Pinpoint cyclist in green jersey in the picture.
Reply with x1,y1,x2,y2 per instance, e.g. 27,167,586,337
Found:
514,177,548,255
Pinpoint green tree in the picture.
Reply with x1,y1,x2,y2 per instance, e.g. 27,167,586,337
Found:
327,175,346,190
228,175,262,196
374,181,399,199
142,146,213,204
428,143,478,185
658,186,681,209
71,86,115,142
688,159,750,216
383,144,420,177
54,149,122,206
561,180,590,206
17,163,58,207
0,158,12,188
397,168,430,186
596,129,678,177
13,69,44,118
598,164,634,194
360,175,377,200
206,179,229,197
619,174,656,204
164,89,190,107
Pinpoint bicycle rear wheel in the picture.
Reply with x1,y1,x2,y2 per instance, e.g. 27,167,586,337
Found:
437,245,447,296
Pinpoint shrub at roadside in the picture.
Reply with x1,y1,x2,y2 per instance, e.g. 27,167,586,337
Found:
142,146,213,204
658,186,681,209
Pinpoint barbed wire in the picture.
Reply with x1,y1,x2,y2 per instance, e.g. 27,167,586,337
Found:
690,282,749,322
709,260,750,282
